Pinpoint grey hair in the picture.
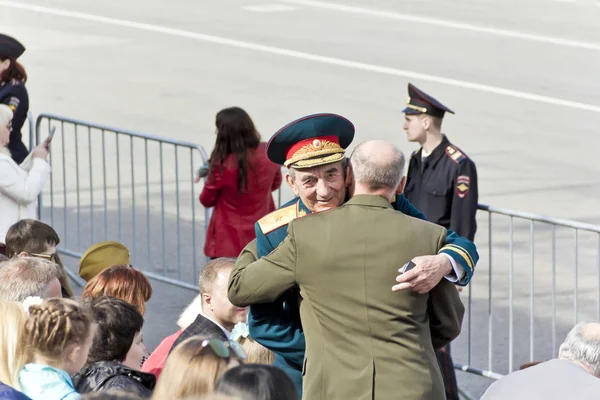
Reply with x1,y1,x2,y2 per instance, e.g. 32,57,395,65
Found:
350,142,405,191
0,257,63,302
558,321,600,377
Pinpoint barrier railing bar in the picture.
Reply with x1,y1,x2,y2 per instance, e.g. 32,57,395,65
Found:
116,133,123,243
88,126,94,244
75,124,81,250
102,129,108,240
175,145,182,280
509,216,514,373
488,211,493,372
145,139,151,270
530,221,535,361
131,135,137,265
191,148,198,283
479,204,600,233
61,120,67,247
574,229,579,325
552,225,557,358
160,143,166,276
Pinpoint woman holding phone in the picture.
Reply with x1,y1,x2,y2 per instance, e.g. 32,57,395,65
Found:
0,104,50,245
0,33,30,164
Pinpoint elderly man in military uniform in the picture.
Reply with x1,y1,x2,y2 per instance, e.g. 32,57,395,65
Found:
402,83,479,400
243,113,478,397
230,139,465,400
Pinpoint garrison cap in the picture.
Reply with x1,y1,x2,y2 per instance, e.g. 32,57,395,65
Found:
0,34,25,59
402,83,454,119
78,241,131,281
267,113,354,169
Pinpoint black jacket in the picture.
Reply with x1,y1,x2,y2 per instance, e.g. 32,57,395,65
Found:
405,135,478,241
0,80,29,164
73,360,155,398
169,313,228,354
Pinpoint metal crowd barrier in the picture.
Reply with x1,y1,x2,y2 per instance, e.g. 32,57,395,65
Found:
452,204,600,399
35,114,209,290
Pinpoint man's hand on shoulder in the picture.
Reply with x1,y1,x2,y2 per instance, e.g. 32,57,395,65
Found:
392,254,453,294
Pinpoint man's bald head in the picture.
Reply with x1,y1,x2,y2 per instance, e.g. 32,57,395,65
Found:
350,140,406,191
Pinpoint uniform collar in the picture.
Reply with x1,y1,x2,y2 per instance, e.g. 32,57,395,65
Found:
415,135,450,168
296,198,312,217
345,194,392,208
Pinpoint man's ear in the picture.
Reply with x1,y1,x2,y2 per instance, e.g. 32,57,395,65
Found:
285,173,301,197
202,293,212,308
345,164,353,188
18,251,29,257
396,176,407,195
422,115,431,130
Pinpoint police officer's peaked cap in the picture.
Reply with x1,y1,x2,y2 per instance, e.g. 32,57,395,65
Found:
267,113,354,169
402,83,454,119
79,241,131,282
0,34,25,59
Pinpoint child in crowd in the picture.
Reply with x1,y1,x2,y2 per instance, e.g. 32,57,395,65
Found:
19,298,95,400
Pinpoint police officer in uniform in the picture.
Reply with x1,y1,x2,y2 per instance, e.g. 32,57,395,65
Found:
403,83,479,400
0,34,30,164
245,113,479,398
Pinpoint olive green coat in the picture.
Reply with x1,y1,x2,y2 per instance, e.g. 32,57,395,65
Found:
229,195,465,400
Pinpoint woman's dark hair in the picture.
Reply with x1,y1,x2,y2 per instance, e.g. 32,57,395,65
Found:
215,364,299,400
208,107,261,193
0,58,27,82
84,296,144,364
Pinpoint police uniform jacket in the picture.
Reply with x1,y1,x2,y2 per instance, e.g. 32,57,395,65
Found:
0,80,29,164
229,195,465,400
405,135,478,241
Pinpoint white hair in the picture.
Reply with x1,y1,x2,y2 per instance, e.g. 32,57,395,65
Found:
558,321,600,377
350,141,405,190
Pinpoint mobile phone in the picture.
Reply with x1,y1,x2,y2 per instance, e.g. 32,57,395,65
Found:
47,127,56,142
401,261,416,273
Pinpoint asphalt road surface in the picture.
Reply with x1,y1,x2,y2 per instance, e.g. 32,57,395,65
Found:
2,0,599,397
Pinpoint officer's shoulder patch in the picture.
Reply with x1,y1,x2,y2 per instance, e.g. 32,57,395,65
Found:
257,203,298,234
445,145,465,164
7,96,19,112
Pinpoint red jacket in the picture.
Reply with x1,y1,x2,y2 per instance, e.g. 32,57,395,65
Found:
141,330,182,379
200,143,282,258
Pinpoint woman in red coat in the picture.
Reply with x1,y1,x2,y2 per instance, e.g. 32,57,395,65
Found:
200,107,282,258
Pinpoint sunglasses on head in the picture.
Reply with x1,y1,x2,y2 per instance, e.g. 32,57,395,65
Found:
29,253,58,263
198,338,247,361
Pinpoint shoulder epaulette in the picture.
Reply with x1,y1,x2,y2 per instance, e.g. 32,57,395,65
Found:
257,203,298,234
445,145,466,164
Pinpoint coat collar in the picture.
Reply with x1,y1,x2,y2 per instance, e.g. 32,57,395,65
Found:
345,194,392,209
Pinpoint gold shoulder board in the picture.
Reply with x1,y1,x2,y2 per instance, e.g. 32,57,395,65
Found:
257,203,298,234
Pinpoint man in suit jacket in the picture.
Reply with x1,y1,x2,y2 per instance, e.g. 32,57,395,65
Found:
481,321,600,399
229,140,464,400
170,258,248,352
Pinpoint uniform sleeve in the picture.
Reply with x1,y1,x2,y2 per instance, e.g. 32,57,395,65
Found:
0,157,50,205
2,84,30,164
394,194,479,286
439,230,479,285
247,231,306,367
392,194,426,220
199,167,224,208
450,160,478,241
228,230,297,306
428,230,465,349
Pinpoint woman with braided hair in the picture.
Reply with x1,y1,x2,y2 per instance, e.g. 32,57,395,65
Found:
19,298,95,400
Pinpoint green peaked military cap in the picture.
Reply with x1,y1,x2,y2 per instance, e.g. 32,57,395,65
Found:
78,241,131,281
266,113,355,169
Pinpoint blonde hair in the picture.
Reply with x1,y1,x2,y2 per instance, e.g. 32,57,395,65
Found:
0,301,27,389
152,336,236,399
23,298,92,362
238,336,274,365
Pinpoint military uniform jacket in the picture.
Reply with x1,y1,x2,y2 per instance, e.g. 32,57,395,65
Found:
229,195,465,400
0,80,29,164
405,135,478,241
247,195,478,398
